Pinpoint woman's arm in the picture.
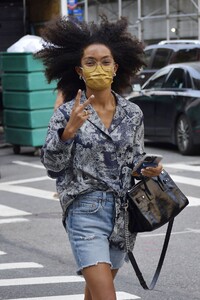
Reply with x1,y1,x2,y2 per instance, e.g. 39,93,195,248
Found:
54,90,64,111
41,108,75,178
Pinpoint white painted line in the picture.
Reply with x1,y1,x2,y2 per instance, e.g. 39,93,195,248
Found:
0,185,56,201
187,228,200,233
165,163,200,172
188,196,200,206
12,161,45,169
0,251,6,255
0,218,29,224
171,175,200,187
140,230,191,238
117,291,140,299
140,227,200,238
6,291,140,300
0,176,50,186
0,204,31,217
0,262,43,270
0,276,84,287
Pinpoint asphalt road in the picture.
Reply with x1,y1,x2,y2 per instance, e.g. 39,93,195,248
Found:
0,142,200,300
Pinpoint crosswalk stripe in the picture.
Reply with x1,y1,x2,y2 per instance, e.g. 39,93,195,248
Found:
188,196,200,206
140,227,200,238
0,218,29,224
0,204,31,217
12,161,44,169
0,276,85,286
5,291,140,300
171,175,200,187
0,176,49,186
0,262,43,270
165,163,200,172
0,184,56,200
0,251,6,255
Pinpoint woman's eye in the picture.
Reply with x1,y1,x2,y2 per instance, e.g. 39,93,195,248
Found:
102,61,112,65
86,61,95,66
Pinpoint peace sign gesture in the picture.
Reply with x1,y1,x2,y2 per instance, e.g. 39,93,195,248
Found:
61,90,94,141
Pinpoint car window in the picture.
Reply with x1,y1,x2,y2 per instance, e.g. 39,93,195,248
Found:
171,48,200,63
185,71,193,89
143,67,170,89
164,68,186,88
144,49,153,68
151,49,172,69
190,68,200,90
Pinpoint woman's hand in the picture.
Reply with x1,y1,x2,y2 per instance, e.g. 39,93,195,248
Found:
61,89,94,141
140,164,163,177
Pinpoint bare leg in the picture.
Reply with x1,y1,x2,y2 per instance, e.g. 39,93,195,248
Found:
83,263,119,300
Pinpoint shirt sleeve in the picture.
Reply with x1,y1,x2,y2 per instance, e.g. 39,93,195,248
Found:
133,110,145,167
41,107,75,178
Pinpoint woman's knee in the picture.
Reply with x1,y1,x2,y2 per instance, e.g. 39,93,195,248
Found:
82,263,116,300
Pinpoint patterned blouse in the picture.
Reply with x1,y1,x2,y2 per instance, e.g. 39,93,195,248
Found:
41,91,144,251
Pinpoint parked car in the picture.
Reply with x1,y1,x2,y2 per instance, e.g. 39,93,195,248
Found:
133,40,200,86
127,62,200,155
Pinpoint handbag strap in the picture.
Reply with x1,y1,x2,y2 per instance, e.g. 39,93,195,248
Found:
124,205,174,290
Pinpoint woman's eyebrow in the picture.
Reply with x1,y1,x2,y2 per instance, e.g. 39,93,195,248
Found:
83,55,112,60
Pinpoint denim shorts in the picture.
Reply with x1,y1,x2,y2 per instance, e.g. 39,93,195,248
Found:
65,191,126,275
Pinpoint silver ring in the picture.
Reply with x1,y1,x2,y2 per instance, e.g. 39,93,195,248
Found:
83,110,88,116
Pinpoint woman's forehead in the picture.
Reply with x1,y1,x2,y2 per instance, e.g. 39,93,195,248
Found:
83,44,112,58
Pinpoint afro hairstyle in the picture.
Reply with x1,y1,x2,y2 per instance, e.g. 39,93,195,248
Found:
35,16,145,101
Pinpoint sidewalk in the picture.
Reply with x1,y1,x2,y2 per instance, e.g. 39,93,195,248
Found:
0,126,7,147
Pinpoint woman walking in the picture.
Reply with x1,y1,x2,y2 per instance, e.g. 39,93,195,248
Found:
37,16,162,300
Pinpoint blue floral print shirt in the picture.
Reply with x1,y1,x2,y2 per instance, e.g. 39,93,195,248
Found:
41,91,144,250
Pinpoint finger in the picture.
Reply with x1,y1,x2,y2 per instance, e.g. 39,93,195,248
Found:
74,89,82,108
82,94,95,109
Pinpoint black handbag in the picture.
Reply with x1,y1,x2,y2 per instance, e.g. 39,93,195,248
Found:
124,169,189,290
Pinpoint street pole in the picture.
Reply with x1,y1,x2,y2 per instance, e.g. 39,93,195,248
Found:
137,0,142,40
166,0,170,40
60,0,68,17
198,0,200,40
118,0,122,19
84,0,88,22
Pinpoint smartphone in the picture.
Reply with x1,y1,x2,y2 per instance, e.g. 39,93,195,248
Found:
133,154,163,174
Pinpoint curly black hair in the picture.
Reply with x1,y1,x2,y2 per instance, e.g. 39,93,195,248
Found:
35,16,145,101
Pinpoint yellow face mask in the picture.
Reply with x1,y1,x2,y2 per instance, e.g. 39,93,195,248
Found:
81,65,114,91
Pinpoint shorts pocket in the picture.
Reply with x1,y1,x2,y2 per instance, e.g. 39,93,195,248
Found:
72,195,101,214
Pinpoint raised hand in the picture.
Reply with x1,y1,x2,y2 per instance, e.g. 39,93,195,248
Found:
61,89,94,141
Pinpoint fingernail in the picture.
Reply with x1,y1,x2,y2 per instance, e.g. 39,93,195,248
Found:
91,95,95,98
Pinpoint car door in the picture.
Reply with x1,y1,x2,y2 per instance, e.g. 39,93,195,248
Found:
132,92,156,136
154,67,187,137
137,67,170,137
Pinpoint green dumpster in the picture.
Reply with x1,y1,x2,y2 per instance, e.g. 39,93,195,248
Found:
1,52,56,154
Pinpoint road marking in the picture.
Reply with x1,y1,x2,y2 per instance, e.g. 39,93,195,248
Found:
165,163,200,172
0,218,29,224
0,262,43,270
0,184,56,200
12,161,44,169
140,227,200,238
5,291,140,300
0,176,49,186
0,184,199,207
171,175,200,187
0,204,31,217
0,251,6,255
0,276,84,286
188,196,200,206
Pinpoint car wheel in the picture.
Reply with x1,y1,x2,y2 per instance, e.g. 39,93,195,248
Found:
176,115,195,155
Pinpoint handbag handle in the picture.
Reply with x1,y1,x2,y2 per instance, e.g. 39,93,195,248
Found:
124,205,174,290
